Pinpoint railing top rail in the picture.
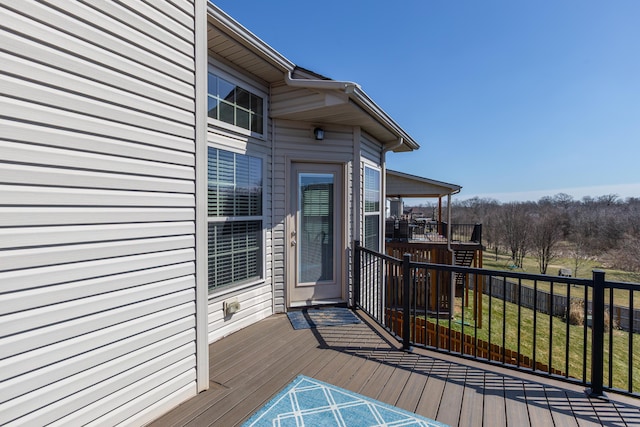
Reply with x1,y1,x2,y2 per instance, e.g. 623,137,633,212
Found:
604,280,640,291
358,245,403,264
403,258,592,286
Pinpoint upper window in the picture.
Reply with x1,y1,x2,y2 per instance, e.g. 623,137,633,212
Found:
364,166,381,251
208,147,263,293
207,72,264,135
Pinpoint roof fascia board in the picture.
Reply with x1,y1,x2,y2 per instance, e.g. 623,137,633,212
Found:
387,169,462,194
207,3,294,72
352,87,420,151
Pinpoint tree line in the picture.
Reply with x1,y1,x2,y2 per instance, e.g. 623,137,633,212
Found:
414,193,640,275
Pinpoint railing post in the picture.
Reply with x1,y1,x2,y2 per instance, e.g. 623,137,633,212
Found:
353,240,361,308
402,253,412,351
588,269,606,398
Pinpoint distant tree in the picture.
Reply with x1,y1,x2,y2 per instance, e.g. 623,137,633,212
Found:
553,193,574,208
597,194,619,206
531,210,562,274
498,203,530,268
568,232,589,278
606,236,640,272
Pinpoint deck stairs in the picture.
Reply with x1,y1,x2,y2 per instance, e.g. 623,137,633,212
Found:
454,249,475,288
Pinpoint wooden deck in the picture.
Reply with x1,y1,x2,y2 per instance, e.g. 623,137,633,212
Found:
151,310,640,427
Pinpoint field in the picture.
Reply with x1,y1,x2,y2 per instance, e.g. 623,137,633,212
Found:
482,251,640,308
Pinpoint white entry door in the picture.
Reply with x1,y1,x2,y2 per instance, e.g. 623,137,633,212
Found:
288,163,344,306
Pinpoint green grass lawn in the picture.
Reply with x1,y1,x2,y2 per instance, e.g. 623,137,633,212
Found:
431,293,640,393
482,252,640,308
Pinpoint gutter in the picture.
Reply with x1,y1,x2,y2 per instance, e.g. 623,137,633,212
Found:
382,137,405,154
284,70,358,94
283,71,419,152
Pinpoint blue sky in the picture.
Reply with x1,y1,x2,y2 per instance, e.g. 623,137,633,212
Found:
213,1,640,202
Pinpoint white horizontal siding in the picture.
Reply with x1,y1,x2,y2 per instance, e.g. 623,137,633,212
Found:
1,263,195,315
0,140,193,179
0,1,200,425
0,319,194,407
1,4,193,90
0,236,194,272
0,222,194,250
0,250,194,294
0,163,193,193
361,133,383,164
0,185,194,206
1,31,192,111
1,98,193,153
2,120,195,166
1,51,192,124
271,119,355,312
208,283,273,342
12,354,196,426
0,207,193,226
1,73,193,138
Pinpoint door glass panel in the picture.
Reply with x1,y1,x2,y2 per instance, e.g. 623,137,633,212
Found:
298,173,334,283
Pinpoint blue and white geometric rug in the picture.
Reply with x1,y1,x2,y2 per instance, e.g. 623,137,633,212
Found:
287,307,361,330
241,375,448,427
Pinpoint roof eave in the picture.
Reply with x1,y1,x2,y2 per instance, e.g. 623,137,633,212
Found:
207,3,294,73
207,4,420,153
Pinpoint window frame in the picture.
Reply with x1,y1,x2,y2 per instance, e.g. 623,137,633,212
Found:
363,164,382,252
206,65,268,140
207,145,267,297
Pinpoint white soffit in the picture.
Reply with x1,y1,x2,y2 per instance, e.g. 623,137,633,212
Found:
386,169,462,198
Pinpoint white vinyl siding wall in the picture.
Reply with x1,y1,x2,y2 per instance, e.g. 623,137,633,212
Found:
272,119,354,312
361,133,383,164
360,133,384,251
205,67,274,341
0,1,202,425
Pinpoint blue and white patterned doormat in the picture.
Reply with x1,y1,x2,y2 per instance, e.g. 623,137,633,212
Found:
242,375,448,427
287,307,361,330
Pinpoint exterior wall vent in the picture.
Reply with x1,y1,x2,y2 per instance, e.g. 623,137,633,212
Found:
224,299,241,316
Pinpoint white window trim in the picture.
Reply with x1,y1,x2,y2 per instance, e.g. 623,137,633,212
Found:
206,144,267,297
206,63,268,140
363,164,382,251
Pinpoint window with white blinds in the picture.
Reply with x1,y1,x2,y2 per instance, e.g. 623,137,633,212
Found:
208,147,263,292
364,166,381,251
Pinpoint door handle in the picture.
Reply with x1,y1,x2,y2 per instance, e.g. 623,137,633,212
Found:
291,239,297,247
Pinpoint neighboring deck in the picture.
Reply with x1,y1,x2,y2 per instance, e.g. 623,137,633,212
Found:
151,310,640,427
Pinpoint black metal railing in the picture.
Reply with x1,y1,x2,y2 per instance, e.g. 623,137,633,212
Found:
385,220,482,244
443,222,482,243
353,241,640,398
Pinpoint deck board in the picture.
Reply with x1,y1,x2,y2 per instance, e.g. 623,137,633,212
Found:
523,382,555,427
150,311,640,427
395,369,428,413
458,373,484,427
504,379,530,427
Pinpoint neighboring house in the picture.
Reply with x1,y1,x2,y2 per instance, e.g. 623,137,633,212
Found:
0,2,430,425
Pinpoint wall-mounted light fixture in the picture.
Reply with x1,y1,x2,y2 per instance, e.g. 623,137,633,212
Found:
313,127,324,141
